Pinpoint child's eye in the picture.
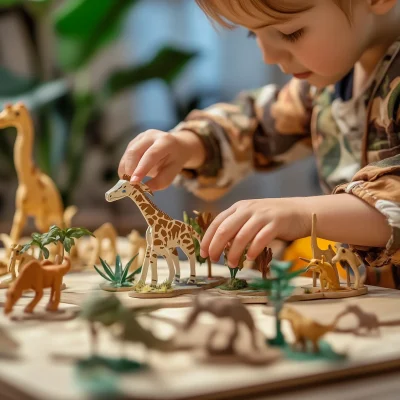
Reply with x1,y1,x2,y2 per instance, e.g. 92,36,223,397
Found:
247,30,256,39
122,190,126,193
280,28,305,43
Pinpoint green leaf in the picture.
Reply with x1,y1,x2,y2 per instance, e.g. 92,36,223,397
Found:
126,266,142,282
63,237,73,253
99,257,115,280
20,243,32,254
66,227,94,238
115,254,122,281
42,247,50,259
103,46,199,98
54,0,138,71
121,255,137,283
94,265,113,282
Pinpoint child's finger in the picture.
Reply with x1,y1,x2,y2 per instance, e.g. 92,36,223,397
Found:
146,163,179,191
226,218,263,267
123,138,151,180
200,207,236,258
246,223,277,261
207,212,248,262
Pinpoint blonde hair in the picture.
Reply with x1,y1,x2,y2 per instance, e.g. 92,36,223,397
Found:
195,0,353,29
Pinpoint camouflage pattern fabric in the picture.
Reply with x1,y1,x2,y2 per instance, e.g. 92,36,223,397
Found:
172,38,400,289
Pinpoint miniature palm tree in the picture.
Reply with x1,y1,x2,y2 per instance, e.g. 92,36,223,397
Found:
254,248,273,279
20,232,52,260
43,225,94,262
219,243,248,290
250,260,305,346
193,210,215,278
183,210,214,277
94,255,142,291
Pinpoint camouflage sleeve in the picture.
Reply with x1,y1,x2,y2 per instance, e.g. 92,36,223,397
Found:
333,155,400,269
171,79,314,201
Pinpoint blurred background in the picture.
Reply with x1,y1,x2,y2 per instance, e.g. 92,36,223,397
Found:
0,0,321,238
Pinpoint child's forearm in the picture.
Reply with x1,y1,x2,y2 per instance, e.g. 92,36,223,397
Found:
302,194,391,248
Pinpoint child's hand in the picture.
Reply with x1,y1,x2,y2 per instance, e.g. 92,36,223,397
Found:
118,129,206,190
200,198,310,267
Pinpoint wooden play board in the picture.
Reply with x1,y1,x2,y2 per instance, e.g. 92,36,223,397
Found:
0,259,400,399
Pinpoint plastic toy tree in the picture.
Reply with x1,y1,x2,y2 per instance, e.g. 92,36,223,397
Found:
183,210,215,278
21,225,93,262
250,261,305,346
254,248,273,279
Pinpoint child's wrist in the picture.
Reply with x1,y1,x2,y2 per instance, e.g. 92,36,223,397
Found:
170,130,206,169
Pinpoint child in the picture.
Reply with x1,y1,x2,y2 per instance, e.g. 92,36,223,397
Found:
119,0,400,288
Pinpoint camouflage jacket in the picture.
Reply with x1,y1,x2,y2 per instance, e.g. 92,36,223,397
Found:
172,37,400,289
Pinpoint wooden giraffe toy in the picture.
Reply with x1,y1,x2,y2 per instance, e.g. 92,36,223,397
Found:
0,103,72,254
105,176,201,285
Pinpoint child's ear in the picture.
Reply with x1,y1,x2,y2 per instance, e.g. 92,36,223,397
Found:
368,0,397,15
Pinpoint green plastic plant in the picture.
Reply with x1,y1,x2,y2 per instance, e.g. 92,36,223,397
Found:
20,225,93,261
250,261,305,346
219,244,248,291
94,255,142,288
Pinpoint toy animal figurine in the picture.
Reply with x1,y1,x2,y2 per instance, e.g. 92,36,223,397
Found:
183,295,259,355
309,214,338,286
335,304,380,336
106,176,201,285
4,256,71,315
279,306,342,353
128,229,147,271
88,222,118,266
79,293,172,357
0,103,74,256
305,256,341,292
332,245,363,289
0,244,38,288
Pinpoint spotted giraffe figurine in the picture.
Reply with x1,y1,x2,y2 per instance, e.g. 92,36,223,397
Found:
105,176,201,286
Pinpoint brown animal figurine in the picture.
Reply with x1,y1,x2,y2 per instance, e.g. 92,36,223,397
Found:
4,256,71,315
279,306,342,353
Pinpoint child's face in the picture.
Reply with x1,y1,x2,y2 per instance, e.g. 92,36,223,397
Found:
215,0,372,87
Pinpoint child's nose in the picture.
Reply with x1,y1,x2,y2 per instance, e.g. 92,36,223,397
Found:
261,46,290,66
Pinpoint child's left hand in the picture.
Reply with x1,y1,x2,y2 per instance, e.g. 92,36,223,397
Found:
199,198,311,267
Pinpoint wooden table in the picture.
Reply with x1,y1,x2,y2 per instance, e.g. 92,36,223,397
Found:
1,261,400,400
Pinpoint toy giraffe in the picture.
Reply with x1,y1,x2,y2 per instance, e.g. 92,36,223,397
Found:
0,103,69,254
105,176,201,285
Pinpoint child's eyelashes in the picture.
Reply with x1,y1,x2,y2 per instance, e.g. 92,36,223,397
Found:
279,28,305,43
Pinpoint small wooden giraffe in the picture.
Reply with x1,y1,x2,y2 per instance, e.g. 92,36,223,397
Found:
105,176,201,285
0,103,71,254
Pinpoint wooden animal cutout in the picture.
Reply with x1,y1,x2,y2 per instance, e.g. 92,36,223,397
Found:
128,229,146,271
4,256,71,315
310,214,338,286
304,255,341,292
279,306,342,353
183,295,259,355
105,176,201,285
0,103,73,254
332,245,364,289
88,222,118,266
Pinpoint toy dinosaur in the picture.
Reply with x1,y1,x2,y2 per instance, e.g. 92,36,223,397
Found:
304,255,341,292
0,103,76,257
106,177,201,285
279,306,342,353
183,295,259,355
4,256,71,315
79,293,173,356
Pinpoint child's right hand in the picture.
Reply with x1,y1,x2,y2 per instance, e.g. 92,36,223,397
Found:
118,129,206,191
